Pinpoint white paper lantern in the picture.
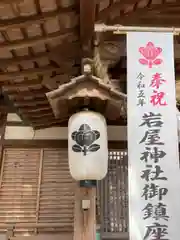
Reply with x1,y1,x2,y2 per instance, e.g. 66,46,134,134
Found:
68,110,108,181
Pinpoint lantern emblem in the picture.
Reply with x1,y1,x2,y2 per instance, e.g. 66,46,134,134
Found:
71,124,100,156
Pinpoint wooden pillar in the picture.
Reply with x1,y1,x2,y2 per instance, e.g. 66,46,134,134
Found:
73,184,96,240
0,111,7,167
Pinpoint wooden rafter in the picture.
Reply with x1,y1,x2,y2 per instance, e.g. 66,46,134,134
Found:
97,0,136,4
14,99,49,107
128,16,180,27
0,7,77,31
29,116,56,123
0,42,80,68
10,94,46,101
2,81,43,91
0,65,76,81
80,0,96,57
33,120,68,129
0,0,22,3
19,105,50,112
97,1,132,21
106,2,180,25
8,89,46,97
22,109,53,116
25,112,54,119
0,28,77,51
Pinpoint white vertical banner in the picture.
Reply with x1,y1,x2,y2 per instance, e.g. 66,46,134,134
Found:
127,32,180,240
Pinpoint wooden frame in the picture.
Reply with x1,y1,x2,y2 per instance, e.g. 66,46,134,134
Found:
2,139,127,150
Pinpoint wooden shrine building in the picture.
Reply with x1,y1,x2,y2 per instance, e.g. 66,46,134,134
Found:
0,0,179,240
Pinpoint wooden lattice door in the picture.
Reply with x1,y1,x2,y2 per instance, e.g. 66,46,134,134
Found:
97,150,129,239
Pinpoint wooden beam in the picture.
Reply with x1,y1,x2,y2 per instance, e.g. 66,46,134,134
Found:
0,7,77,31
19,105,50,112
117,17,180,27
131,18,180,27
31,118,60,125
21,109,52,116
0,110,6,188
5,88,47,95
0,42,80,67
141,13,180,20
3,139,127,149
28,114,55,121
73,186,96,240
0,112,7,143
80,0,96,57
73,185,83,240
14,100,49,107
2,80,43,91
0,222,72,229
176,80,180,100
25,112,54,119
97,0,135,3
0,65,76,81
20,110,127,125
6,121,29,127
0,0,22,3
0,66,59,80
0,28,77,51
107,2,180,25
33,122,67,129
8,92,45,100
97,1,133,21
98,2,180,22
31,116,68,124
101,232,128,239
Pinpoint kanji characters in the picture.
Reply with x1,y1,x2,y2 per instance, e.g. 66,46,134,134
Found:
140,112,163,128
137,72,145,80
150,73,166,89
141,165,167,182
139,129,164,145
139,110,169,238
149,73,167,106
142,203,169,221
143,222,168,240
137,72,146,107
150,90,167,106
140,147,166,163
142,183,168,201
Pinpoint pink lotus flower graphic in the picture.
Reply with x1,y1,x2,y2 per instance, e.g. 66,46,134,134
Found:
139,42,162,68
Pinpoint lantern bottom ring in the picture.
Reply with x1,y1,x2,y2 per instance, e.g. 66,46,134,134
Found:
79,180,97,188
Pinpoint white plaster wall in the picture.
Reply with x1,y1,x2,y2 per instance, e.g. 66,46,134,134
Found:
7,113,22,122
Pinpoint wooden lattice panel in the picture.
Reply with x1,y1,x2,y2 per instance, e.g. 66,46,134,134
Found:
0,148,75,235
98,150,128,236
0,148,40,233
38,149,75,232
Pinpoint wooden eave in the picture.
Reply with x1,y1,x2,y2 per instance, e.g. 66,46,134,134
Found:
0,0,180,128
46,74,126,120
